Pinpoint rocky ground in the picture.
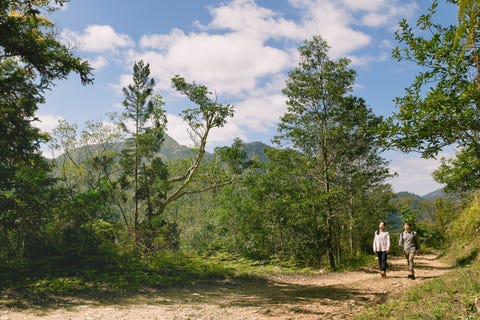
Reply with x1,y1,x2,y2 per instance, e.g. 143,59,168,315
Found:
0,253,452,320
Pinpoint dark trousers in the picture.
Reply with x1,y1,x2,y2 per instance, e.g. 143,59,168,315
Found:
377,251,388,272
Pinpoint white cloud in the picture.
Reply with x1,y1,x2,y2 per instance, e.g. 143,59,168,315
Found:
166,114,194,147
109,73,133,95
360,3,419,27
288,0,418,51
35,114,64,159
341,0,420,27
387,2,419,21
140,28,185,50
208,122,246,148
103,0,423,155
166,113,245,151
90,56,108,69
294,0,372,58
114,0,419,99
233,76,288,132
35,114,64,133
341,0,385,11
361,12,389,27
204,0,302,40
138,31,292,96
348,55,370,66
387,152,453,195
61,25,134,53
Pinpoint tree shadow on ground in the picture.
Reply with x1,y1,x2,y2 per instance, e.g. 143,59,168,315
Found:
0,274,385,313
0,254,451,313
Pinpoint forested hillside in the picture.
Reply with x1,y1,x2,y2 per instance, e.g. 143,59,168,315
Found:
1,0,479,318
51,134,449,261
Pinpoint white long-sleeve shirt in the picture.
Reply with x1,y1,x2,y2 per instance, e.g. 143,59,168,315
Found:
373,231,390,252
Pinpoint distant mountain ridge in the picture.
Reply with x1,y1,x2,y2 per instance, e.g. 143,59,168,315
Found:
54,134,446,199
395,189,447,200
422,189,446,200
53,133,271,163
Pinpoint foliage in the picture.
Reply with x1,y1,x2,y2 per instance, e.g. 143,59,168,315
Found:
273,36,393,268
0,159,56,262
393,193,421,226
433,145,480,193
41,189,119,272
445,192,480,265
0,0,93,267
117,60,167,232
388,0,480,193
0,251,319,308
390,192,462,250
0,0,93,89
48,62,246,260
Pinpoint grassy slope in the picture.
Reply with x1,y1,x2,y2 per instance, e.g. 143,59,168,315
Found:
355,195,480,320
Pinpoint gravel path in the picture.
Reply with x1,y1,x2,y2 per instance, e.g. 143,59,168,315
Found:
0,253,452,320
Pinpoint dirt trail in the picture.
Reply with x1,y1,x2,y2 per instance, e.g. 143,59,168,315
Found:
0,253,452,320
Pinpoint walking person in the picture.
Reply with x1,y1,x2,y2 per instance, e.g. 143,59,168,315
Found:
399,222,420,279
373,221,390,277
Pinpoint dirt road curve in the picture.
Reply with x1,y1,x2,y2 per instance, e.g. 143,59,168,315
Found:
0,253,451,320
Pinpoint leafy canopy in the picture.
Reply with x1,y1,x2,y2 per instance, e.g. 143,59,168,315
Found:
388,0,479,192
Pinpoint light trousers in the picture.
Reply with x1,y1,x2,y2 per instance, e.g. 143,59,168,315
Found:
404,249,416,274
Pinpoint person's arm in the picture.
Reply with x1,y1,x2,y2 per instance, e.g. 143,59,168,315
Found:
414,232,420,251
373,234,377,253
398,232,403,246
386,232,390,252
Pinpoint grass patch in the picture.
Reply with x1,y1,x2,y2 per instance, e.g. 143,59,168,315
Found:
455,247,479,267
336,254,377,272
354,261,480,320
0,251,318,310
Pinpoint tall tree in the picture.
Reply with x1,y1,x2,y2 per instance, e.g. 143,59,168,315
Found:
160,76,236,208
0,0,92,262
275,36,391,268
1,0,92,190
49,67,240,254
389,0,479,192
118,60,167,233
117,69,238,252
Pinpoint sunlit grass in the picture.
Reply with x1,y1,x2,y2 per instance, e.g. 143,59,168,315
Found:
0,251,322,309
354,259,480,320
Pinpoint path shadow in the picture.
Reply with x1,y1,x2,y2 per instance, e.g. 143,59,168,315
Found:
0,253,452,313
415,263,454,271
0,275,387,312
137,277,389,311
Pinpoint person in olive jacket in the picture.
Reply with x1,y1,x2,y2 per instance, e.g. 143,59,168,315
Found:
399,222,420,279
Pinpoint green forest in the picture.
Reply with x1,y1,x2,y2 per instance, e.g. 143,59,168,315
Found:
1,0,479,318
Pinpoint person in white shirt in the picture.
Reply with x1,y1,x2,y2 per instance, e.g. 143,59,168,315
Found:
373,221,390,277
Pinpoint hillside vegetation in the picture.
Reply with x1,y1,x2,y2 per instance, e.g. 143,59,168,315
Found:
1,0,479,319
355,193,480,319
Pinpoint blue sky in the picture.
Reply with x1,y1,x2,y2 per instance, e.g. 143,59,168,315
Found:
36,0,457,195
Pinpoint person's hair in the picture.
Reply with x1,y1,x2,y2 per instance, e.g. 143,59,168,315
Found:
405,222,411,226
377,221,386,235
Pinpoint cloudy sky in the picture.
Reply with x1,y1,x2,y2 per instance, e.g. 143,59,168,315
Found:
37,0,456,195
